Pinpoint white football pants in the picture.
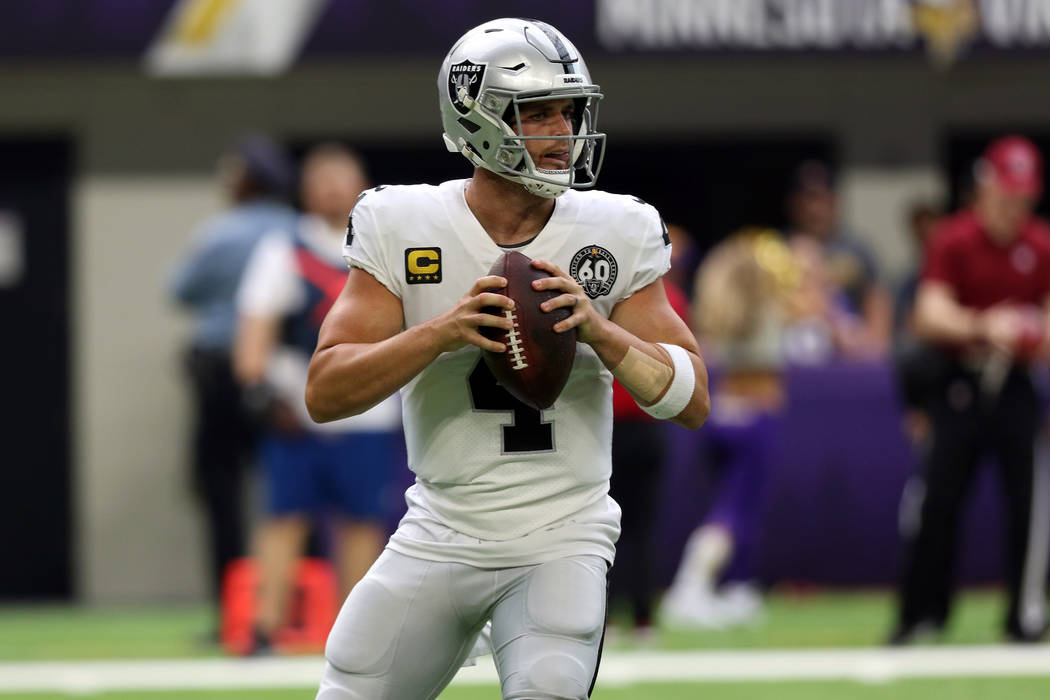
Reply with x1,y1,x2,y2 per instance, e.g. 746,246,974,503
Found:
316,549,608,699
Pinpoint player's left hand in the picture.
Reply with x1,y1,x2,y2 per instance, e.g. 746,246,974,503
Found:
530,258,607,344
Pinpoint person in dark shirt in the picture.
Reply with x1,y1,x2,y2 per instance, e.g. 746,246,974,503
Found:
891,135,1050,644
786,160,893,359
170,134,297,634
892,200,946,448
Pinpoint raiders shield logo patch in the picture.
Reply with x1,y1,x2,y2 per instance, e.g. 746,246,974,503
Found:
570,245,618,299
448,60,486,115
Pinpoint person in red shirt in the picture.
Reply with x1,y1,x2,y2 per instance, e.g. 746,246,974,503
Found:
892,135,1050,644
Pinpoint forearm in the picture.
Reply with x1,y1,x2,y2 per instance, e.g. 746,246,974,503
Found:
1044,303,1050,351
233,315,278,385
306,323,443,422
914,295,980,345
861,287,893,353
588,317,710,430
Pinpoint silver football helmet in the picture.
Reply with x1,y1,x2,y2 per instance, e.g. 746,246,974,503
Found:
438,18,605,198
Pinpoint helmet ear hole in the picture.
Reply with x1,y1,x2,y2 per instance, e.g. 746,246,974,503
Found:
500,103,521,133
572,139,588,168
482,141,490,150
457,117,482,134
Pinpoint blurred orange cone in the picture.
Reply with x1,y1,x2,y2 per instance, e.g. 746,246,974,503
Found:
220,557,338,655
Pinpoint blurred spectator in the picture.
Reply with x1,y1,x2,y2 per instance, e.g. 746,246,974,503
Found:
663,223,699,295
894,200,945,335
892,200,946,448
786,160,893,359
892,135,1050,644
661,228,799,629
233,143,401,654
170,133,297,635
778,234,842,364
609,223,692,640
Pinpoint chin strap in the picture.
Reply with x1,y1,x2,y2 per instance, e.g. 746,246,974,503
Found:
442,130,571,199
522,177,568,198
488,158,569,198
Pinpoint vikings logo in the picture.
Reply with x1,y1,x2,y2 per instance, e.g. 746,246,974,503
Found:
448,60,486,115
913,0,980,69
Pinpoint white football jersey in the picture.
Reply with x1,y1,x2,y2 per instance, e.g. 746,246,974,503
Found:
344,179,670,567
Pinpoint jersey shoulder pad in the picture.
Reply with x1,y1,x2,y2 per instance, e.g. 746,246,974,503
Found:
346,183,443,246
356,183,441,215
573,189,668,246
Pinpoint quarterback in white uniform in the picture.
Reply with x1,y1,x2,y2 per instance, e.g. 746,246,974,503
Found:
307,18,710,700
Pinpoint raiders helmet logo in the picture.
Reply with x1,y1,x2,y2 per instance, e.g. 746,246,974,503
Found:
448,60,486,116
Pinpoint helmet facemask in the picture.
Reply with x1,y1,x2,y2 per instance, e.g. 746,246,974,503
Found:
495,89,605,198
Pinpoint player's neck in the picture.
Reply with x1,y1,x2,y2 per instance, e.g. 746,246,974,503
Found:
975,199,1023,247
464,169,556,247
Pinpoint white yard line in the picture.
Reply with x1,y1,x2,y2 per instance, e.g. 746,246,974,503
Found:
1,646,1050,694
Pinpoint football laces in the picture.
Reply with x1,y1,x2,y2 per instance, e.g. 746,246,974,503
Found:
503,309,528,370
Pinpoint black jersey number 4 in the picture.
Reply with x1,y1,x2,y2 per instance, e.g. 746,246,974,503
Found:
468,359,554,453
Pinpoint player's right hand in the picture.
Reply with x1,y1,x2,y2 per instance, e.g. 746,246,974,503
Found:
426,276,515,353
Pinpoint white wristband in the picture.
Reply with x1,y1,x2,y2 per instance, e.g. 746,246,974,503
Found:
640,343,695,420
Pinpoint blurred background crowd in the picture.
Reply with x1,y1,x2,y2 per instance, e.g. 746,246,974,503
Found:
3,0,1050,664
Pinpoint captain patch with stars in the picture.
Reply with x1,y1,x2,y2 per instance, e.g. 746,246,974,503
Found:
570,245,618,299
405,247,442,284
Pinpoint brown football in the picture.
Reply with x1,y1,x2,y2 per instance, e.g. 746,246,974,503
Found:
480,251,577,410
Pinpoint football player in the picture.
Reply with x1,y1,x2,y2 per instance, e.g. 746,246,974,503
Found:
306,18,710,699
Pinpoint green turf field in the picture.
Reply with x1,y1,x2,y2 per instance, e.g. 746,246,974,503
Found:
4,678,1050,700
0,589,1009,660
1,590,1042,699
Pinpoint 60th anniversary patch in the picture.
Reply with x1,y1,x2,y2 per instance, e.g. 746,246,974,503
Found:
570,245,618,299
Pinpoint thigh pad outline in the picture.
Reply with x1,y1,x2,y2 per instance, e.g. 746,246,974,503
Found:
524,556,606,640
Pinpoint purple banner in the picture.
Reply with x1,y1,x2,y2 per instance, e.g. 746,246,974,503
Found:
3,0,1050,62
0,1,171,57
658,362,1046,587
0,0,597,58
303,0,596,57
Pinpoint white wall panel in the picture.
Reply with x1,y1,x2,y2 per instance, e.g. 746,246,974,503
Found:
75,176,221,602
